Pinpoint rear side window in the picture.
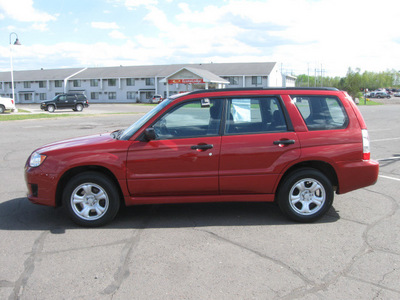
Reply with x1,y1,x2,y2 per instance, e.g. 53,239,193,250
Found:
225,97,287,134
291,96,348,130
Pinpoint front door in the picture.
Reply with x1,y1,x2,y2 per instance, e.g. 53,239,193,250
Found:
57,95,69,108
126,98,223,197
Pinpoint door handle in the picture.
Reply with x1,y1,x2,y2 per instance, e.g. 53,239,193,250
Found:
273,139,295,146
191,144,213,151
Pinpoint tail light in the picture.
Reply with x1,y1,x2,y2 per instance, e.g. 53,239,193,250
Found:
11,99,14,105
362,129,370,160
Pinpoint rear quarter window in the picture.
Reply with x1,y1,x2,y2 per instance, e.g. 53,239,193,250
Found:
291,95,348,131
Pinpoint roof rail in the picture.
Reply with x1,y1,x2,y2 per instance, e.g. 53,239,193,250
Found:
188,87,339,95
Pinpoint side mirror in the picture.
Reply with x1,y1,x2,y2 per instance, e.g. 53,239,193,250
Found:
144,128,156,141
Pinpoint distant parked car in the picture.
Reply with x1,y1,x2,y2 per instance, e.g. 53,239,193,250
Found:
394,92,400,97
151,94,163,104
374,92,391,99
40,93,89,112
0,96,16,113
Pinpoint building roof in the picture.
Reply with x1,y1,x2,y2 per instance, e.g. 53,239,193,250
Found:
0,68,84,81
0,62,277,81
160,67,230,84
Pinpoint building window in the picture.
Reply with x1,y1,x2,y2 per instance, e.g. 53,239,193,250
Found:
224,76,239,85
24,82,31,88
108,79,116,86
127,91,136,100
90,79,99,87
73,80,81,87
39,93,47,100
23,94,32,101
91,92,99,100
145,78,155,86
252,76,262,86
108,92,116,100
39,81,46,88
126,78,135,86
55,80,63,88
0,82,2,89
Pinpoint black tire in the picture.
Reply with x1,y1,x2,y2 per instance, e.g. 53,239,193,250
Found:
62,172,120,227
0,105,5,114
277,168,333,222
75,103,83,112
47,105,55,113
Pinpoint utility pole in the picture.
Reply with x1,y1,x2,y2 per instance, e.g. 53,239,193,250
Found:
321,64,323,87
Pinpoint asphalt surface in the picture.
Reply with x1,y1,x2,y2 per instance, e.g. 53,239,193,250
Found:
0,103,399,299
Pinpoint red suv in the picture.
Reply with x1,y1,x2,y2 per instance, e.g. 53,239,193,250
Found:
25,88,379,226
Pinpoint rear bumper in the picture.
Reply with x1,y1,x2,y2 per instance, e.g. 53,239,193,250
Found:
336,159,379,194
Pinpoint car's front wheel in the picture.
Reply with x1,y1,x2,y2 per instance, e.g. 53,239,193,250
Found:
0,105,5,114
62,172,120,227
47,105,55,113
277,168,333,222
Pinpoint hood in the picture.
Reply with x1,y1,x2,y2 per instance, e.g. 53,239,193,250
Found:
36,133,115,154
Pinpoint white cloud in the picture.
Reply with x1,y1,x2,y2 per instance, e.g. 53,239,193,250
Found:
110,0,158,10
0,0,56,22
91,22,120,30
109,30,127,39
2,0,400,76
167,0,400,75
31,22,49,32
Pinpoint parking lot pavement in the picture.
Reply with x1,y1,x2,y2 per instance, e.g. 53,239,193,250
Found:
0,104,399,299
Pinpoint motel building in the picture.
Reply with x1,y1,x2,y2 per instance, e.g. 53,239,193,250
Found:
0,62,296,104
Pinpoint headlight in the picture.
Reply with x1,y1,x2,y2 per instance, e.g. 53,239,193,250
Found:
29,152,47,167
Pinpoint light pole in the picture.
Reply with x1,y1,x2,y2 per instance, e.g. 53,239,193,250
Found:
9,32,21,112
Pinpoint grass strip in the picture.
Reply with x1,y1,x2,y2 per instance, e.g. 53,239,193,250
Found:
0,112,141,121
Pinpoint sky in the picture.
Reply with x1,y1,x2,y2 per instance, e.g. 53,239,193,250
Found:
0,0,399,77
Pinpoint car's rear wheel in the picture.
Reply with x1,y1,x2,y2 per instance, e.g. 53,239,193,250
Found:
0,105,5,114
277,168,333,222
62,172,120,227
47,105,55,113
75,103,83,112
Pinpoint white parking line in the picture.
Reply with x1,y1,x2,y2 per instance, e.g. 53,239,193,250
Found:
379,175,400,181
371,137,400,142
377,157,400,161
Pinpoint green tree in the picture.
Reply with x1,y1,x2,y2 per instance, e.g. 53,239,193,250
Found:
295,68,399,97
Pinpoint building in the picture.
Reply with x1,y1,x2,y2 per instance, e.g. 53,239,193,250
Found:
0,62,296,103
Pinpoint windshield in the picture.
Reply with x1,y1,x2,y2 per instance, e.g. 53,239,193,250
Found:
119,99,171,140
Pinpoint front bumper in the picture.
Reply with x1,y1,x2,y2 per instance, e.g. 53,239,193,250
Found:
25,165,58,207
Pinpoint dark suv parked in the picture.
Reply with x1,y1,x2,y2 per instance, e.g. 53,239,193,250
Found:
40,93,89,112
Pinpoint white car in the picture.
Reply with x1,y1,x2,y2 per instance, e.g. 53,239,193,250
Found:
0,96,16,113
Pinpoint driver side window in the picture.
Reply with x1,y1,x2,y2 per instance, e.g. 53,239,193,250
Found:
153,99,223,140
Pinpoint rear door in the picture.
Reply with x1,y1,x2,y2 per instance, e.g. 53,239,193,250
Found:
219,96,301,195
66,94,77,108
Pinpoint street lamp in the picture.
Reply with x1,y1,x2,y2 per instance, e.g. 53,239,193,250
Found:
9,32,21,112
